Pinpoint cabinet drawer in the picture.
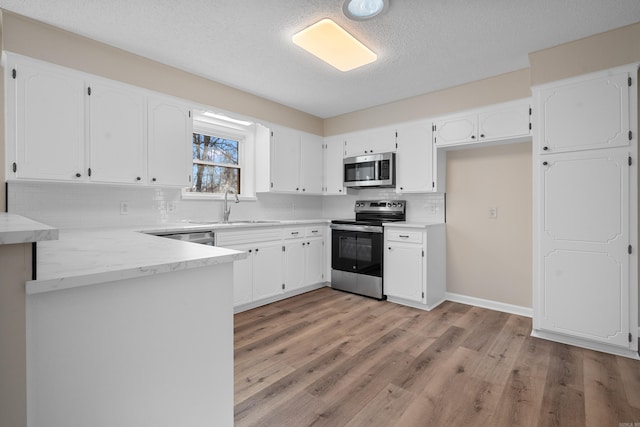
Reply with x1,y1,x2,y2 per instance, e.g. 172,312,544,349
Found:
283,227,305,240
305,226,324,238
386,230,423,244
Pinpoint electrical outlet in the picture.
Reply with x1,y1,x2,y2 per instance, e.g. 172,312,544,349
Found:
488,207,497,219
120,201,129,215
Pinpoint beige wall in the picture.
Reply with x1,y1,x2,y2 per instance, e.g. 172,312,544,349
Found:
324,68,532,136
529,21,640,86
0,11,324,136
445,142,532,307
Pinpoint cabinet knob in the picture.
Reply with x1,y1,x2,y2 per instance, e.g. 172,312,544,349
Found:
471,135,476,139
248,249,252,253
75,173,81,178
339,189,342,192
400,187,404,190
480,134,485,138
152,177,157,182
364,150,368,154
255,248,259,253
136,177,141,181
543,146,549,151
543,161,548,166
302,188,306,192
296,187,299,191
302,242,306,246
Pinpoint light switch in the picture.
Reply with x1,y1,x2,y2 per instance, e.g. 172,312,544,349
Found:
488,207,497,219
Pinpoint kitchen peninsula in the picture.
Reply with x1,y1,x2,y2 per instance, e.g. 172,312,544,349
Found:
2,216,246,427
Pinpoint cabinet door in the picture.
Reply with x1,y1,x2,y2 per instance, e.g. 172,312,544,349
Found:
252,242,284,301
537,149,630,347
304,238,325,285
384,242,425,303
228,244,253,306
478,102,530,142
284,241,305,291
270,126,300,192
148,95,192,186
300,132,324,194
14,61,85,180
323,136,346,195
396,121,433,193
432,113,477,147
344,127,396,157
537,71,630,154
89,81,145,184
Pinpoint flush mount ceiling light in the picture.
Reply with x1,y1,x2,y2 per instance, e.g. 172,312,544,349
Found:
343,0,389,21
292,18,377,72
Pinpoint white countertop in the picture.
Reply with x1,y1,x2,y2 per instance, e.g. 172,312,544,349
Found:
25,219,329,295
383,221,446,229
0,213,58,245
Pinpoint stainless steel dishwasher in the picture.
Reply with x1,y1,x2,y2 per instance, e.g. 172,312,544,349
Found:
151,230,215,246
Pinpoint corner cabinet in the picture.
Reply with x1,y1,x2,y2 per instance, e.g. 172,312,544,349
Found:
268,126,323,194
532,64,639,359
383,224,446,311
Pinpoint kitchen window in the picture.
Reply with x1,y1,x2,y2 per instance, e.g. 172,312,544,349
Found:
184,112,257,198
190,132,241,194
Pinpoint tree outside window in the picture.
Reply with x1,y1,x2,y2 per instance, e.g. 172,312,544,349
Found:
189,132,240,194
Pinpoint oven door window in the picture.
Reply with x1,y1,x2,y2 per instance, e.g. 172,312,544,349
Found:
344,161,377,183
331,230,382,277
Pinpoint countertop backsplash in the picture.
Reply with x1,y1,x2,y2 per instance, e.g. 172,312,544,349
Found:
7,181,444,229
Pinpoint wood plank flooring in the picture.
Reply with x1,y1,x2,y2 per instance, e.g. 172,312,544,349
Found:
234,287,640,426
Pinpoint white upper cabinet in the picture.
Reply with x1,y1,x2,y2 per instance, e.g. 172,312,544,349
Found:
536,70,632,154
433,99,531,148
300,132,324,194
89,81,146,184
9,56,86,181
147,95,192,187
323,136,346,195
343,126,396,157
269,125,323,194
395,120,433,193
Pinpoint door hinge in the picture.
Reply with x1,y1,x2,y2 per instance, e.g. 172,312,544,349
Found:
529,107,532,115
12,162,17,173
282,283,285,290
188,175,191,183
422,250,425,257
629,156,632,166
432,181,435,189
189,110,191,118
282,245,285,252
628,245,632,254
271,182,274,188
432,124,436,132
12,69,16,79
629,131,633,140
395,131,398,138
529,122,532,130
395,142,398,149
88,167,92,177
629,333,633,342
87,87,91,96
422,292,425,299
629,77,633,87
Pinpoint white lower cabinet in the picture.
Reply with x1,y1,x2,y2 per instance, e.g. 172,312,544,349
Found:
217,224,326,312
383,225,446,310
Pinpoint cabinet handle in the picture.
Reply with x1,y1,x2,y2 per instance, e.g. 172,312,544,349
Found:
75,173,81,178
542,161,548,166
399,235,410,238
543,146,549,151
291,232,299,235
311,230,318,234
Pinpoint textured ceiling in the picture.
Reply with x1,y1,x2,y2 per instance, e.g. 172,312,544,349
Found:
1,1,639,118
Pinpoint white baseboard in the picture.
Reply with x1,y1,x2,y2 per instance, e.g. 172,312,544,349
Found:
445,292,533,318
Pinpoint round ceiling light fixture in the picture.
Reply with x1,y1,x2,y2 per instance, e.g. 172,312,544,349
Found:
343,0,389,21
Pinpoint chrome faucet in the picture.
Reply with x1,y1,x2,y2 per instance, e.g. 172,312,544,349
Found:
223,188,239,223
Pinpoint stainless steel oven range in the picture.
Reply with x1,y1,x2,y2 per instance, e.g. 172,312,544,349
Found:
330,200,406,300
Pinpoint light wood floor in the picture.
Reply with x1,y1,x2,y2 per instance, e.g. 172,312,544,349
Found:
234,287,640,426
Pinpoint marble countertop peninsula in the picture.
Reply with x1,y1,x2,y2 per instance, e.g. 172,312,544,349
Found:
0,213,58,245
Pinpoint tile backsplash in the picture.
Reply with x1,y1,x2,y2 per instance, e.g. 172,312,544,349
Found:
7,181,445,229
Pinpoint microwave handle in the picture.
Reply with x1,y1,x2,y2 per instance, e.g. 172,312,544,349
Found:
374,159,380,179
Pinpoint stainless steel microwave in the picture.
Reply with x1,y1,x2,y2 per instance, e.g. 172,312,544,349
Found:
343,152,395,188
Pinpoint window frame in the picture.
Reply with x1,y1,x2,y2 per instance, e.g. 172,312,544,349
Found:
182,116,255,200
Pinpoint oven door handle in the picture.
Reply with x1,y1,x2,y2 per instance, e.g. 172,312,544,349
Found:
330,224,383,233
